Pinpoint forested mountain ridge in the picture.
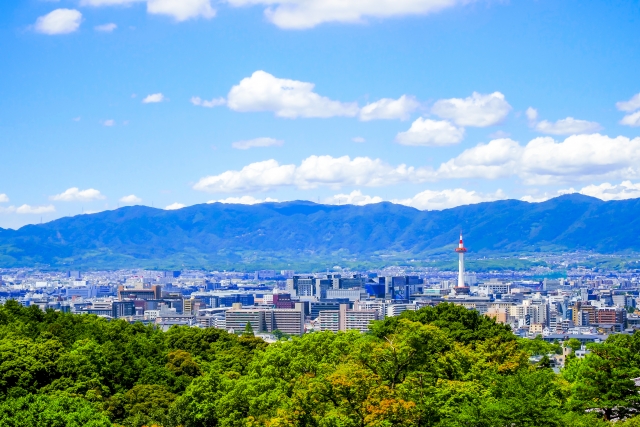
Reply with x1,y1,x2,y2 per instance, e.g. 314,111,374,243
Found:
1,194,640,268
1,301,640,426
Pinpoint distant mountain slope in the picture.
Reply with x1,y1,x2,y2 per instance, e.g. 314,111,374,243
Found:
0,194,639,268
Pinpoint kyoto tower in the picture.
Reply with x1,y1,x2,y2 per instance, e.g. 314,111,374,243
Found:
455,232,467,288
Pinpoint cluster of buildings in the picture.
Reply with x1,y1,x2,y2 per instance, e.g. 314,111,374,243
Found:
1,234,639,344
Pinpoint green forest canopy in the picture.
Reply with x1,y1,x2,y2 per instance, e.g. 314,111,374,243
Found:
1,300,640,426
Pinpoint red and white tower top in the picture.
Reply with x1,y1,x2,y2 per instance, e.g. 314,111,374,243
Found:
455,232,467,253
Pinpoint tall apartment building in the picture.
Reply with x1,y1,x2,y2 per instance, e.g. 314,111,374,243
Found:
596,307,626,325
386,303,417,318
286,276,314,296
318,304,379,333
225,303,305,336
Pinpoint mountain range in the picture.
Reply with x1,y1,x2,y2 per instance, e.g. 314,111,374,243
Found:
0,194,639,269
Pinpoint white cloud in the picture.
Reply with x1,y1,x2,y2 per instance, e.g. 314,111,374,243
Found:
165,202,186,210
194,160,297,193
521,181,640,203
210,196,279,204
393,188,507,210
525,107,538,122
120,194,142,204
324,190,383,206
95,23,117,32
16,204,56,214
620,111,640,127
432,92,511,127
34,9,82,35
50,187,106,202
226,0,473,29
231,137,284,150
437,138,522,180
80,0,143,5
575,181,640,201
103,119,115,126
395,118,465,146
534,117,602,135
226,71,359,118
295,155,434,189
437,134,640,185
190,96,226,108
616,93,640,112
359,95,419,121
142,93,165,103
193,155,436,193
81,0,215,21
0,194,8,203
147,0,215,21
518,134,640,184
352,137,366,143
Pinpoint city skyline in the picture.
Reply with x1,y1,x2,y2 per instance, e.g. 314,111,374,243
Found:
2,0,640,228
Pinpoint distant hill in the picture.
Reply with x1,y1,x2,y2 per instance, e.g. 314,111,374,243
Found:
0,194,639,269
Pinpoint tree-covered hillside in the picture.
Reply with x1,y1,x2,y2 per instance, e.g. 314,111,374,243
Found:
2,194,640,269
1,301,640,426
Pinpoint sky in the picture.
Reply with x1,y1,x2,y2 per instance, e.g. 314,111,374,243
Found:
1,0,640,229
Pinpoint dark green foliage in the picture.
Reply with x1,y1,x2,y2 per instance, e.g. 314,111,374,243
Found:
2,195,640,268
0,301,264,427
0,394,111,427
1,301,638,426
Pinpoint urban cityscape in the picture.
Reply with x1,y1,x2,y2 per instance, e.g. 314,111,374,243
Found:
2,234,638,367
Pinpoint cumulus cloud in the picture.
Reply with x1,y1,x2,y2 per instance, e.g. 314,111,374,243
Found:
226,71,359,118
438,134,640,185
34,9,82,35
437,138,522,180
165,202,186,210
16,205,56,214
193,155,436,193
395,118,464,146
231,137,284,150
210,196,279,204
432,92,511,127
50,188,106,202
525,107,538,123
147,0,215,20
81,0,215,21
142,93,165,103
526,108,602,135
620,111,640,127
95,23,117,32
191,96,226,108
324,190,383,206
103,119,115,126
352,137,366,143
0,194,8,203
576,181,640,201
534,117,602,135
193,160,297,193
225,0,472,29
80,0,143,4
359,95,419,121
616,93,640,112
120,194,142,204
393,188,507,210
194,133,640,196
521,181,640,203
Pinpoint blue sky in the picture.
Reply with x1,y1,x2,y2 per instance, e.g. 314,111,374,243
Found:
1,0,640,228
